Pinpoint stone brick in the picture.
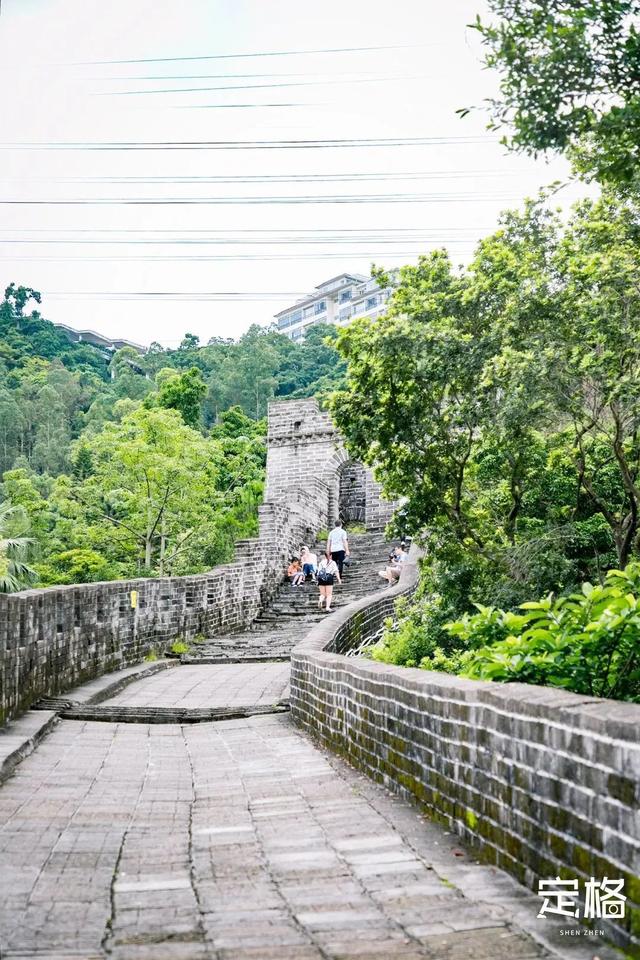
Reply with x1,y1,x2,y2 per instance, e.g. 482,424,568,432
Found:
290,556,640,954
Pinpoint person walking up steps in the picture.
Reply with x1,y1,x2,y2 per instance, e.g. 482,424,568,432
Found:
327,520,349,578
317,552,341,612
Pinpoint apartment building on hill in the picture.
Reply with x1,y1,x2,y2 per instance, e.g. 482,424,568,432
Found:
274,272,392,341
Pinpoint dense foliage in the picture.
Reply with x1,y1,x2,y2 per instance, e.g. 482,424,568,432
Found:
377,566,640,703
470,1,640,188
334,191,640,700
0,285,346,588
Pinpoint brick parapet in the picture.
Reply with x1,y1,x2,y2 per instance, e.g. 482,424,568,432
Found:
289,552,640,951
0,487,319,725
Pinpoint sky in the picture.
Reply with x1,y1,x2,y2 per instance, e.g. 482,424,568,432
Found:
0,0,587,347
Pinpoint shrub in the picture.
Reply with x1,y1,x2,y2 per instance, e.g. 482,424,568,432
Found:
170,639,190,656
372,593,462,668
37,548,119,585
437,564,640,702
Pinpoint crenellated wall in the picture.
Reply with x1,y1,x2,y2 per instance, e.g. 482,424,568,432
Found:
0,398,395,724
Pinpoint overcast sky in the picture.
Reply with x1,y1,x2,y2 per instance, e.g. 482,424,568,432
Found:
0,0,587,347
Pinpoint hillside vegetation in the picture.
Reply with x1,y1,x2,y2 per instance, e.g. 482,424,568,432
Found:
0,283,345,587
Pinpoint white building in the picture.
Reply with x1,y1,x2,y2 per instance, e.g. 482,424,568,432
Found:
274,272,393,341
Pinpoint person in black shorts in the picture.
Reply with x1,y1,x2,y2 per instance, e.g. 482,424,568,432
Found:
317,553,341,611
326,521,349,577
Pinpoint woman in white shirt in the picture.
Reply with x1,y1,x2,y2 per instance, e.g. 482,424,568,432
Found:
316,553,341,612
300,545,318,582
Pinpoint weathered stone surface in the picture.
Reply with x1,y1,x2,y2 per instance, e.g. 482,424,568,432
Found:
290,556,640,954
0,711,605,960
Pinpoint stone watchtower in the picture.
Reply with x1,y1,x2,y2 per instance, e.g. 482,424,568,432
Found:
265,398,396,531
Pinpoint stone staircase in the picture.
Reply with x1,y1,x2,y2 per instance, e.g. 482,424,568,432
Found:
184,529,393,663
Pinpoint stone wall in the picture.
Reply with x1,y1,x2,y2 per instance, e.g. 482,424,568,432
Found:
0,488,325,724
338,461,367,524
290,559,640,952
266,397,397,529
1,398,396,725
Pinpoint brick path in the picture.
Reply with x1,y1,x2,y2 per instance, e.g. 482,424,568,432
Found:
105,663,291,710
0,534,615,959
0,711,560,960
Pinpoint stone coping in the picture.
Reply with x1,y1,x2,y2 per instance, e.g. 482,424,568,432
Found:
291,546,640,743
0,710,58,784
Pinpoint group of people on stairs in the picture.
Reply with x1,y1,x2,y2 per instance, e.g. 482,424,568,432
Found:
286,521,349,612
286,522,410,613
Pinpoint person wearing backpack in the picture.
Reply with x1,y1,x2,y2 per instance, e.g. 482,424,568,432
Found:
317,552,341,612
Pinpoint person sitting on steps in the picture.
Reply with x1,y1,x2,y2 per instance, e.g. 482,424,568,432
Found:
317,552,341,612
378,544,409,584
300,545,318,583
287,557,304,586
327,520,349,578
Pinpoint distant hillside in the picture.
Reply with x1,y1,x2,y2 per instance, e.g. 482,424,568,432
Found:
0,284,111,379
0,282,347,479
0,282,349,590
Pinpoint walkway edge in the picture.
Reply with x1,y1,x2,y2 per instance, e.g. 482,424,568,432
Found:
289,544,639,956
0,710,58,785
0,658,179,782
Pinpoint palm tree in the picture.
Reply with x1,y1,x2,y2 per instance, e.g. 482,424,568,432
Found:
0,501,36,593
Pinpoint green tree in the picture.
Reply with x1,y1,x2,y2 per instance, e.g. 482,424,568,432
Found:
72,441,94,479
331,196,638,623
211,405,265,440
471,0,640,186
156,366,207,429
39,548,118,586
73,406,225,576
109,347,151,401
0,501,36,592
179,332,200,352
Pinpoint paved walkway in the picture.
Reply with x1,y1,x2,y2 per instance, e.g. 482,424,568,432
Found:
0,532,617,959
105,663,291,710
1,711,553,960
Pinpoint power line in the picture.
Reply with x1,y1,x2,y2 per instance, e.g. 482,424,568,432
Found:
0,248,476,262
0,136,497,152
0,239,477,247
100,75,428,96
0,226,486,233
0,171,521,184
0,192,519,206
97,70,400,81
46,292,310,301
83,43,429,66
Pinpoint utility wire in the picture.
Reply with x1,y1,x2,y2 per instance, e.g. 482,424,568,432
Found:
46,292,310,300
84,43,429,66
0,232,482,244
97,70,403,80
1,171,519,184
0,226,486,233
100,75,428,96
0,192,519,206
0,251,476,263
0,136,496,151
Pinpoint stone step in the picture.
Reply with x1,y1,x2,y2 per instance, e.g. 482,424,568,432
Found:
187,530,398,662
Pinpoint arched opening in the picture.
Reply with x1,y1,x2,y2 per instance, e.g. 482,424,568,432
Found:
338,460,367,525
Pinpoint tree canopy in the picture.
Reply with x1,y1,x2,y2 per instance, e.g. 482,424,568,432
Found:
332,192,640,613
0,284,344,588
471,0,640,186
